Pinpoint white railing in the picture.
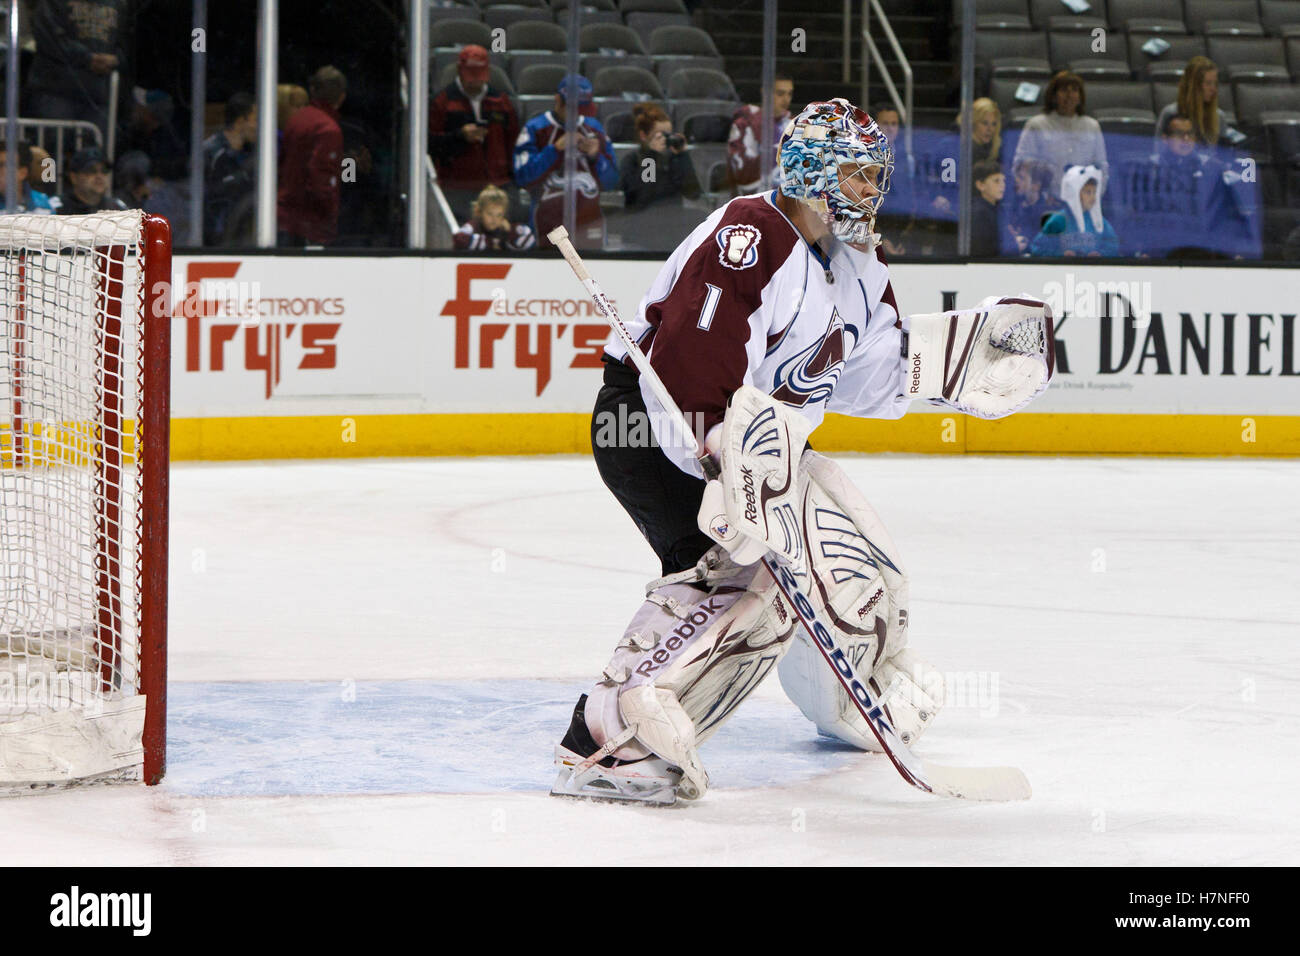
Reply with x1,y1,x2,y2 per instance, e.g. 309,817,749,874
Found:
856,0,914,164
12,117,103,168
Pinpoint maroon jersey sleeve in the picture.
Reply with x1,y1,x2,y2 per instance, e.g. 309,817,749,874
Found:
645,199,800,435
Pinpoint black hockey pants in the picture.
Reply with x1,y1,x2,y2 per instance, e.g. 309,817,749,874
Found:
591,357,716,577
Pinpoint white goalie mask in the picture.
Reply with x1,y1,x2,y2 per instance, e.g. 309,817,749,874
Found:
778,99,895,246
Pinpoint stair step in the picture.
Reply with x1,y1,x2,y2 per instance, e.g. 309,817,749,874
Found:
722,55,950,88
713,32,933,62
704,0,956,120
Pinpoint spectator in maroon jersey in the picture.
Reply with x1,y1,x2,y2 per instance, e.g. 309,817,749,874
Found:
277,66,346,246
513,75,617,251
453,185,537,252
429,44,522,223
727,74,795,195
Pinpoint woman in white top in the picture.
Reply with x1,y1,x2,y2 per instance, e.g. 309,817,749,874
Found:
1011,71,1108,199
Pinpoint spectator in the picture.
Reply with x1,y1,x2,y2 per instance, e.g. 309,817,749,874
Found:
277,66,346,246
26,145,57,196
969,159,1005,257
1133,113,1256,257
1030,164,1118,257
453,185,536,252
338,116,388,246
277,84,308,156
429,44,521,224
114,149,151,208
1155,57,1242,149
1012,71,1107,198
619,103,700,210
122,89,188,181
57,146,127,215
513,74,617,250
1002,158,1057,255
25,0,127,142
0,141,56,212
727,74,795,194
871,103,914,255
962,97,1002,165
203,92,257,245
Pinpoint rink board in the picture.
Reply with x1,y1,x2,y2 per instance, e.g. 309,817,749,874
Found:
165,254,1300,459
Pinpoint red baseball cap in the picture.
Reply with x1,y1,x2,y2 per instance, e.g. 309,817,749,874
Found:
458,45,489,83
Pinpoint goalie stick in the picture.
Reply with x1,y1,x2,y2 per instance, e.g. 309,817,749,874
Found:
548,226,1030,802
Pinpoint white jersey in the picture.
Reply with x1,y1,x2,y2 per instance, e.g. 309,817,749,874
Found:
605,191,910,476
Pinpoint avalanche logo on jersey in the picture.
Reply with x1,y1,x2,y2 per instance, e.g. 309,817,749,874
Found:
716,224,762,270
771,307,850,407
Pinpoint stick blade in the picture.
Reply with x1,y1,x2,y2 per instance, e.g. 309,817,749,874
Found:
920,761,1032,802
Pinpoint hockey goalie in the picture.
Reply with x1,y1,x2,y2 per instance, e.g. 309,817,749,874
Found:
552,99,1055,804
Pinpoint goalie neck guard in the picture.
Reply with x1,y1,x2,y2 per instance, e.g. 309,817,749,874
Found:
778,99,894,247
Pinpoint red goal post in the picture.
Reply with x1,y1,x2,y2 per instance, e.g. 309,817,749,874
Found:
0,211,170,791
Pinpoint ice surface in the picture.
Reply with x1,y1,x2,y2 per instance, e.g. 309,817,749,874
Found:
3,454,1297,865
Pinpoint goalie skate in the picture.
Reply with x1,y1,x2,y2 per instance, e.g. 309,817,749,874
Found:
549,695,683,805
551,745,683,806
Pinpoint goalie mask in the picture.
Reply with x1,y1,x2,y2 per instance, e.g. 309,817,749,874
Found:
778,99,894,246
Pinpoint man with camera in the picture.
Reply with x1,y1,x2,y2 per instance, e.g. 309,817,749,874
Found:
513,74,618,250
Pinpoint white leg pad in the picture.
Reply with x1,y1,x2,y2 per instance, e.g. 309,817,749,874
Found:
618,684,710,800
778,452,946,751
583,549,799,797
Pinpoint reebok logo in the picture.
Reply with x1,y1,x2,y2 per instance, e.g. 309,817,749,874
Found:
50,886,151,936
741,467,758,523
857,587,884,620
634,598,725,678
909,353,922,394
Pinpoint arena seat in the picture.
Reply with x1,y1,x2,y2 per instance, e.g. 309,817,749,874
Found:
1108,0,1187,33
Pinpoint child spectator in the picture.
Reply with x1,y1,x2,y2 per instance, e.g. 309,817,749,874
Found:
277,66,346,246
453,185,536,251
1012,71,1108,199
619,104,700,210
728,74,794,194
0,141,56,213
1002,158,1057,255
969,160,1005,257
513,74,617,250
429,44,521,223
1130,113,1256,258
57,147,127,215
1030,164,1118,257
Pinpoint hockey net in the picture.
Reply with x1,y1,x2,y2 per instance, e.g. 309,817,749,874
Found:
0,211,170,792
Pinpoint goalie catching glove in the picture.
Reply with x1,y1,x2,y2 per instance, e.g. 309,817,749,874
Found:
905,295,1055,419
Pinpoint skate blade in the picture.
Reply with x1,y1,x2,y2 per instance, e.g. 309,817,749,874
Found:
550,768,679,806
549,748,681,807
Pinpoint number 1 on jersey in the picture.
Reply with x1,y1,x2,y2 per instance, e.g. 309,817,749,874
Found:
697,283,722,331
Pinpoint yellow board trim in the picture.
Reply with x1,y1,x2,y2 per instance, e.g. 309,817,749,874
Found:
169,413,1300,460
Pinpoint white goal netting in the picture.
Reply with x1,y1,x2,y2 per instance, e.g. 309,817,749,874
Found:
0,211,166,790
